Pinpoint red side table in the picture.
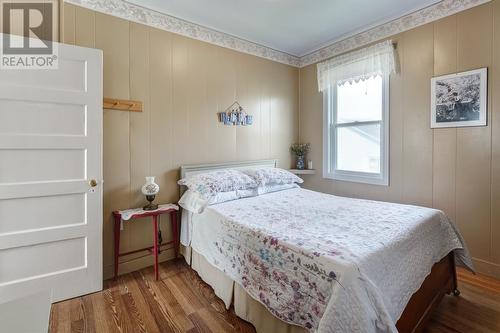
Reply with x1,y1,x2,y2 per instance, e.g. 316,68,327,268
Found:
113,204,179,281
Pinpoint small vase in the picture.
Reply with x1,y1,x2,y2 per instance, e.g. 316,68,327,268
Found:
296,155,305,170
142,177,159,210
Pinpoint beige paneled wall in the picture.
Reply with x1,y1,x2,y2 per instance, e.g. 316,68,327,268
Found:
63,3,299,278
62,1,499,279
299,2,500,278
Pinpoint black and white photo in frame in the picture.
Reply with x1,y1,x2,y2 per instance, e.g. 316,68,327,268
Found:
430,68,487,128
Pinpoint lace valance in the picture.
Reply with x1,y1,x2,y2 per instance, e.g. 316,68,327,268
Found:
317,40,397,92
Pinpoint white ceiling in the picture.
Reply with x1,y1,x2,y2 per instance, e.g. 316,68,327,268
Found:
126,0,441,56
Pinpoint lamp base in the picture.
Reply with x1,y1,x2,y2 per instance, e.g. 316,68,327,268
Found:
143,194,158,211
143,203,158,211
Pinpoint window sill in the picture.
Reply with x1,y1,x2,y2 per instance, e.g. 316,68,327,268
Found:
323,171,388,186
289,169,316,175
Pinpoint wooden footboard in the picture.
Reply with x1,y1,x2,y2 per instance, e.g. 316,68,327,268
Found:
396,252,457,333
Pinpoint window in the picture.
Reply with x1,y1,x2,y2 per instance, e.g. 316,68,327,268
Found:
323,74,389,185
318,40,395,185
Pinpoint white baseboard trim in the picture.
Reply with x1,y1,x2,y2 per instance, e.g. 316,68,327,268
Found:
472,257,500,279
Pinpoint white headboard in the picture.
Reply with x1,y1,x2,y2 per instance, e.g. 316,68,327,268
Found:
180,159,278,180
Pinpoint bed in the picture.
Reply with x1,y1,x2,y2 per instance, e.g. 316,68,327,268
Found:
178,160,473,333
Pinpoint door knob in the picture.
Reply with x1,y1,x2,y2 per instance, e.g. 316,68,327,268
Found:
89,179,98,187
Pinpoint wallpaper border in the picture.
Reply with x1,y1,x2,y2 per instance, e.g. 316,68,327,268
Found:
299,0,491,67
65,0,490,68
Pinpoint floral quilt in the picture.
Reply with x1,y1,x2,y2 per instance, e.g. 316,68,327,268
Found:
189,188,473,333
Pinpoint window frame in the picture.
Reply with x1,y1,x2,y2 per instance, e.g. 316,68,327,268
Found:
322,73,390,186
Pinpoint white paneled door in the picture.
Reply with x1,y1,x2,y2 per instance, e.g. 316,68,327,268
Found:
0,38,103,303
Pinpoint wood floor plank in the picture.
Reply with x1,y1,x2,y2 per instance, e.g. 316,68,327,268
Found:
50,301,71,333
121,291,147,333
108,287,137,333
81,296,96,333
145,276,191,332
188,311,213,333
88,291,117,333
425,278,500,332
49,259,500,333
133,271,179,332
163,274,205,315
457,268,500,293
49,304,59,333
156,279,196,331
196,307,235,333
69,298,85,333
121,273,162,333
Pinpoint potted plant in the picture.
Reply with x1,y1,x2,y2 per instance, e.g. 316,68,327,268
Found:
290,143,310,170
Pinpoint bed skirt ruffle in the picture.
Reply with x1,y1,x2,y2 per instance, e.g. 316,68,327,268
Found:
180,245,307,333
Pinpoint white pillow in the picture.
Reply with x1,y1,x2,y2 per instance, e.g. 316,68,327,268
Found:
207,190,239,205
178,169,257,200
179,188,256,213
236,188,257,199
178,190,208,213
243,167,303,186
256,183,299,195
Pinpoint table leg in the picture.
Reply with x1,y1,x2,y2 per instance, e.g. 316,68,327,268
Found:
153,215,159,281
113,215,121,280
171,210,178,258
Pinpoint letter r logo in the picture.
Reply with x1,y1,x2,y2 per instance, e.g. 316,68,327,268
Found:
2,1,53,54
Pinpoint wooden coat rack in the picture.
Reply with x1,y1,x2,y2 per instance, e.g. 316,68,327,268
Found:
103,98,143,112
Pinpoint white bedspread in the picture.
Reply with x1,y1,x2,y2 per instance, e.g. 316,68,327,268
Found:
186,188,473,333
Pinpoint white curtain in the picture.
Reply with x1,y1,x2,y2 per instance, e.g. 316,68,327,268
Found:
317,40,397,92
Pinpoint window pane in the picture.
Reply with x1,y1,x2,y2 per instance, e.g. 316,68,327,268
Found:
337,75,382,123
336,124,381,173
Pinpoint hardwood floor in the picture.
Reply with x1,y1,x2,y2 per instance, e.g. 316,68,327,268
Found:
49,259,500,333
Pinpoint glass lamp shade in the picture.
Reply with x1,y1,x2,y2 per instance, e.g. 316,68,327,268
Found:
142,177,159,210
141,177,159,196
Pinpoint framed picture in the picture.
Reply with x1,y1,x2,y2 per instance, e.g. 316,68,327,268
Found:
430,68,487,128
